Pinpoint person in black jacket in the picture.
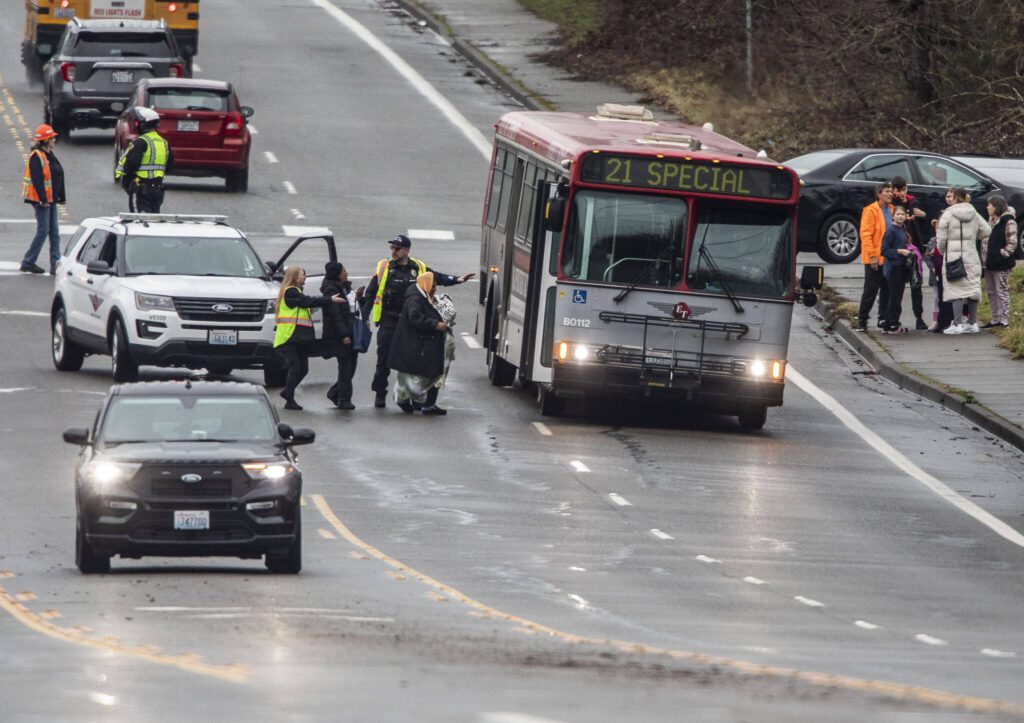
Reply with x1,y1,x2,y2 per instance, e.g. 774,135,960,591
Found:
320,262,358,410
274,266,344,411
387,273,450,416
20,125,66,275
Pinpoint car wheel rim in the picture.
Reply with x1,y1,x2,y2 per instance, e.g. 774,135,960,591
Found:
827,220,858,257
53,316,64,361
111,329,119,375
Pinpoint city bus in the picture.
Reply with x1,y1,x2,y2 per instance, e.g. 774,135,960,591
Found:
476,104,822,429
22,0,200,81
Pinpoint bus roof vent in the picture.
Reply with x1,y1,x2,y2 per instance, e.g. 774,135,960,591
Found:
637,132,703,151
593,103,655,122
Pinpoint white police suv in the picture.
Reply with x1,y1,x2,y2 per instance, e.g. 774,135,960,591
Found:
50,214,337,385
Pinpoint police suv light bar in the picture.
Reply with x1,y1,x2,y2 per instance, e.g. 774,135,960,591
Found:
118,213,230,225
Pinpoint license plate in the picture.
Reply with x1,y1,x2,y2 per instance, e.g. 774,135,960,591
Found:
111,71,135,84
55,7,76,17
174,510,210,530
645,351,674,367
177,120,199,132
208,330,237,346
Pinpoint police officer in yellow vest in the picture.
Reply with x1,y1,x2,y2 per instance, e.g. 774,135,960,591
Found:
274,266,345,411
363,234,474,408
116,107,173,213
20,124,66,275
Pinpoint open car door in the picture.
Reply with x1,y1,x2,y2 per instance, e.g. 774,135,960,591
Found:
269,232,338,353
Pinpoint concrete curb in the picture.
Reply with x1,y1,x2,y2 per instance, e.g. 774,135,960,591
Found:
815,290,1024,453
393,0,546,112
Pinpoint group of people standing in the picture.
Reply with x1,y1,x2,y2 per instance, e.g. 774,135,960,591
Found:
857,177,1019,335
272,234,473,416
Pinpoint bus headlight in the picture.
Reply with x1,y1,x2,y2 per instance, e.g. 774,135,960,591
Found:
573,345,590,361
748,359,785,381
750,359,767,378
555,341,596,363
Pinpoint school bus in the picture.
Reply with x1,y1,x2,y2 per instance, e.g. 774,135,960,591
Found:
23,0,200,82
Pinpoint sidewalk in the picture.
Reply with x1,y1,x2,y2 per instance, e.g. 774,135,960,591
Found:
398,0,1024,452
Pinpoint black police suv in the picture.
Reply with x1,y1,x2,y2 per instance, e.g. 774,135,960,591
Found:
784,149,1024,264
63,381,312,574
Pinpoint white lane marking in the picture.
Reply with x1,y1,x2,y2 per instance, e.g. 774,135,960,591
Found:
568,566,586,572
567,593,590,611
787,367,1024,549
981,648,1017,658
247,124,258,135
794,596,825,608
263,151,279,164
696,555,721,564
480,714,569,723
0,219,36,224
855,620,881,630
0,310,48,317
460,332,481,349
282,181,297,195
743,576,767,585
310,0,491,158
0,262,25,271
741,645,776,654
608,493,632,507
192,63,203,73
88,692,118,706
480,713,568,723
282,225,331,237
408,229,455,241
650,529,674,540
916,634,949,646
289,208,306,220
0,388,32,394
570,460,590,473
184,612,394,621
531,421,552,436
318,528,336,540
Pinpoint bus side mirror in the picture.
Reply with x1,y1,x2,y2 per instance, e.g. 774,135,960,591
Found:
800,265,824,291
542,198,566,232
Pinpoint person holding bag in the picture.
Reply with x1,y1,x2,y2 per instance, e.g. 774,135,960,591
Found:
937,186,990,335
320,262,359,410
981,195,1018,329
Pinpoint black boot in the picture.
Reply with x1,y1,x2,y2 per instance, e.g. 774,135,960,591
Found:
374,392,386,408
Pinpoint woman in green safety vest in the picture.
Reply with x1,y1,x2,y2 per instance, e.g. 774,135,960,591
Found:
274,266,344,410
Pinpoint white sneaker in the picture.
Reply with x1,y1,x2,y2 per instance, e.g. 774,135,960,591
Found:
943,324,965,335
963,323,980,334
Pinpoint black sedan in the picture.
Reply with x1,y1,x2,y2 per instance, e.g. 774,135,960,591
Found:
785,149,1024,263
63,381,312,574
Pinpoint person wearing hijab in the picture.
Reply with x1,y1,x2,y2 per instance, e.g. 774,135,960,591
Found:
386,272,456,415
320,261,358,410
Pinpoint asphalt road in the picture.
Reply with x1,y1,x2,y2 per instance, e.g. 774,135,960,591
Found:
1,1,1023,721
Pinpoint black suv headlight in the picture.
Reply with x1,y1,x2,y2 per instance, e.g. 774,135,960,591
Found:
242,462,295,481
82,461,141,491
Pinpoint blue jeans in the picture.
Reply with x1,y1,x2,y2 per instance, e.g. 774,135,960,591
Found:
22,203,61,270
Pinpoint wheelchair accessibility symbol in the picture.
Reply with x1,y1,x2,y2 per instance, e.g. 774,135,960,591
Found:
572,289,588,304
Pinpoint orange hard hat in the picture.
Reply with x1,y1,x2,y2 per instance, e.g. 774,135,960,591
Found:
34,124,58,142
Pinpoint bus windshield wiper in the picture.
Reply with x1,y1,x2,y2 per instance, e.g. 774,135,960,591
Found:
613,245,675,303
695,240,744,313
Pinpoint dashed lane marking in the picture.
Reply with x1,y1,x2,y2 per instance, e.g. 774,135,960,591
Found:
479,713,569,723
916,634,949,647
289,208,306,221
855,620,881,630
247,125,258,135
309,494,1024,716
318,528,336,540
695,555,721,564
0,310,49,317
569,460,590,473
981,649,1017,658
607,493,632,507
88,692,118,707
650,529,674,540
0,585,247,683
743,576,767,586
408,229,455,241
192,63,203,73
794,596,825,608
531,422,552,436
460,332,481,349
263,151,279,164
282,225,331,237
282,181,297,195
787,367,1024,549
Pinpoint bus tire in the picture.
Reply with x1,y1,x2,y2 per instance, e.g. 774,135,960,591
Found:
738,406,768,431
535,384,564,417
488,349,516,387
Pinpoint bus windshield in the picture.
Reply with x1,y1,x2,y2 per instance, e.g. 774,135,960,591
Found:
686,203,793,299
561,190,686,287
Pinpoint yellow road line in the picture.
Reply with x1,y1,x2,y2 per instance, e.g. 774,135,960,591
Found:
311,493,1024,716
0,585,248,683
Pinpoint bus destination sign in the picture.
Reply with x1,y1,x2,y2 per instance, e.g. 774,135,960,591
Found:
580,153,793,200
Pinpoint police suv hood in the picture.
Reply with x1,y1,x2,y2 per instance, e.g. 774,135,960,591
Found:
97,441,284,463
122,275,278,298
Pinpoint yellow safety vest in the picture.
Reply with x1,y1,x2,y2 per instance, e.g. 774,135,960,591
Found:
115,131,169,181
370,257,426,323
273,287,313,348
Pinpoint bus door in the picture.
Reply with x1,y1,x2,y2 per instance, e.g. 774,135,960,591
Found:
496,157,526,363
521,182,562,384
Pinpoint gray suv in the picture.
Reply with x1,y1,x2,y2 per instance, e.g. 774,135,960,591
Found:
44,18,189,138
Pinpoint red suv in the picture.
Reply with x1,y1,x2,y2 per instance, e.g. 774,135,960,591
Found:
114,78,254,192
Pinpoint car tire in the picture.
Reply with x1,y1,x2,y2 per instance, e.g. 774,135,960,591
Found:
110,318,139,383
817,213,860,264
52,306,85,372
76,512,111,574
263,364,287,388
535,384,564,417
737,406,768,431
265,513,301,574
51,114,70,141
225,166,249,193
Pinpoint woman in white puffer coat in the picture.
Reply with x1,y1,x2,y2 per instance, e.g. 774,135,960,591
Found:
936,186,990,334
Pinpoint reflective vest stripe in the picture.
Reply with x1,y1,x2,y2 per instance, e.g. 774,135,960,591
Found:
21,150,53,204
370,257,426,323
273,287,313,348
275,316,313,326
